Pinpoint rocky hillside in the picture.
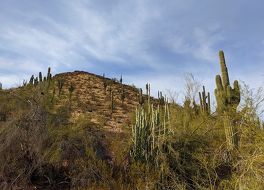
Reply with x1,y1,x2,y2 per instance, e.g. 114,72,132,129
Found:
53,71,140,133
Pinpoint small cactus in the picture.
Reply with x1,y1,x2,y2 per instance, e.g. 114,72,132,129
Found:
47,67,52,81
29,75,34,85
121,86,125,106
57,79,65,96
22,80,27,86
120,75,123,84
138,88,144,105
68,83,75,106
158,91,165,105
146,83,151,106
39,72,43,82
111,90,114,113
199,86,211,115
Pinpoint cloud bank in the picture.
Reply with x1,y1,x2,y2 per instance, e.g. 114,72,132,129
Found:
0,0,263,100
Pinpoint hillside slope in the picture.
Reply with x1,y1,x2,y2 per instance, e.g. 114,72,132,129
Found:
54,71,140,132
0,63,263,190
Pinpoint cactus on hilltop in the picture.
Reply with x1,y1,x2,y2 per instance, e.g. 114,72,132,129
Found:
29,75,34,85
47,67,52,81
215,51,240,113
199,86,211,115
39,72,43,82
158,91,165,106
120,75,123,84
215,50,241,152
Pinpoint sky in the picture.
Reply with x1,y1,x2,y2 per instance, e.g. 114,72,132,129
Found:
0,0,264,103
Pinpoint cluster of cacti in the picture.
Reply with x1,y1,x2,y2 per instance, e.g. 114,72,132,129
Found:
47,67,52,88
215,50,241,151
47,67,52,81
131,85,171,168
215,51,240,113
199,86,211,115
158,91,165,105
26,67,52,87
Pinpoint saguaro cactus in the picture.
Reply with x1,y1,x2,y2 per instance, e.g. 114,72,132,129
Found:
215,50,241,152
120,75,123,84
29,75,34,85
215,50,240,113
39,72,43,82
158,91,165,106
138,88,144,105
199,86,211,115
47,67,52,81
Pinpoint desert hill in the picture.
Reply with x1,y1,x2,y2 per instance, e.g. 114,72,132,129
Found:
0,54,263,190
53,71,141,132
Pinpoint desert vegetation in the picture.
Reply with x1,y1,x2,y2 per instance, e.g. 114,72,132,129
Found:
0,51,263,189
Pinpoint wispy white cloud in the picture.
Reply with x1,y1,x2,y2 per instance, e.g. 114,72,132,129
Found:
0,0,263,91
167,26,224,63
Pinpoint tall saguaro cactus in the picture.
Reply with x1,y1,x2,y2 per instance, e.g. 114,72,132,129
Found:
215,50,241,152
215,50,241,113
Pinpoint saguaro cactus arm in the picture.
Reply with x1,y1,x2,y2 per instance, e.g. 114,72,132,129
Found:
219,50,230,87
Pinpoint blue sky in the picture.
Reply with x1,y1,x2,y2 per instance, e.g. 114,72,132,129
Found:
0,0,264,101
